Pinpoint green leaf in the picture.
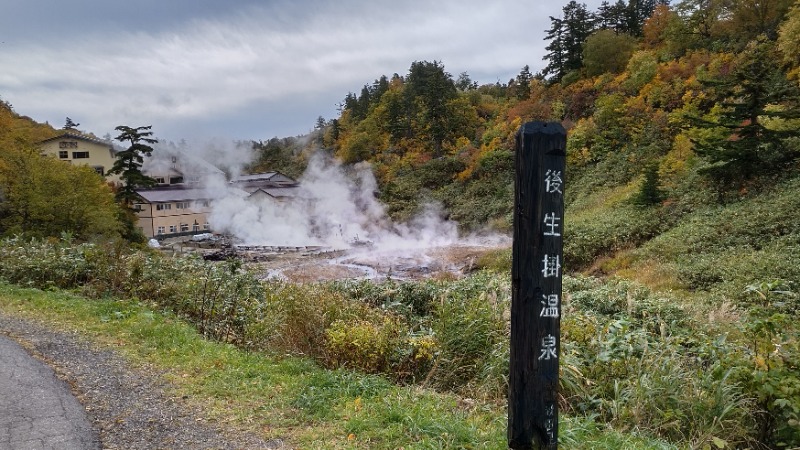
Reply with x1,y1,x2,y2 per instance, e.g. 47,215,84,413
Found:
712,436,727,448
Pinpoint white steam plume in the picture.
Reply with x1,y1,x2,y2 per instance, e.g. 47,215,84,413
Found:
207,153,463,250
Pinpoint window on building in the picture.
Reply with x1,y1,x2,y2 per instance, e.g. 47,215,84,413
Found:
92,166,104,175
157,226,165,235
72,151,89,159
154,177,166,184
180,223,189,232
193,223,200,232
203,223,210,230
169,225,177,233
133,204,144,212
59,141,78,149
175,202,191,209
169,176,184,184
58,151,68,159
156,203,172,211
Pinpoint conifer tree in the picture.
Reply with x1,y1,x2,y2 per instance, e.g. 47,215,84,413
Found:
543,1,597,82
405,60,457,156
63,117,80,130
107,125,158,205
514,65,533,99
689,39,800,188
634,162,664,206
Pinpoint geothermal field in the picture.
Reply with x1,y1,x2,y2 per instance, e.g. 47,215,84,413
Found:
166,153,508,282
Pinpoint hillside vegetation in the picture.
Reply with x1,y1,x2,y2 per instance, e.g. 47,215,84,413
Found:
247,1,800,446
0,100,125,240
1,0,800,448
251,0,800,306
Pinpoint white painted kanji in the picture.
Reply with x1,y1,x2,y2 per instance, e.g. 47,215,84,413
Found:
543,212,561,237
540,294,560,318
544,418,555,441
541,254,561,278
538,334,558,360
544,170,563,194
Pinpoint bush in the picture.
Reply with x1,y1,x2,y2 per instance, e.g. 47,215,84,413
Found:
2,237,798,448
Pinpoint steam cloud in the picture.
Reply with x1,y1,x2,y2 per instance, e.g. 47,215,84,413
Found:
206,153,463,250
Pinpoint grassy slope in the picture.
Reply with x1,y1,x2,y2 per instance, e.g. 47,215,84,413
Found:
568,174,800,300
0,283,675,449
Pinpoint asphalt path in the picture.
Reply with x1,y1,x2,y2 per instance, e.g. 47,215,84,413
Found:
0,335,99,450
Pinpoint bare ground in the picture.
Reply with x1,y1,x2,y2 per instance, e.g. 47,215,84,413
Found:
0,313,285,450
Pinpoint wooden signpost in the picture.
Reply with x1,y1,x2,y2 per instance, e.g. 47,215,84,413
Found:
508,121,566,450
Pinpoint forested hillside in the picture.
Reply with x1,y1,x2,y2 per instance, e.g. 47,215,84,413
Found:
245,5,800,444
0,100,125,240
3,1,800,447
252,0,800,239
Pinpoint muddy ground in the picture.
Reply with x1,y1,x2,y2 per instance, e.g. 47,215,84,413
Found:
161,238,506,283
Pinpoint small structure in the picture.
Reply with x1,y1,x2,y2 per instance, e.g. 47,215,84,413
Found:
230,171,302,205
229,171,297,190
133,186,216,239
39,132,119,181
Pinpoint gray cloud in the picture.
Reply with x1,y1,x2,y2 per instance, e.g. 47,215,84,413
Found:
1,0,604,141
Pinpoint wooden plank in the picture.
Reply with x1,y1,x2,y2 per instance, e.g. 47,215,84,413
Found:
508,121,566,450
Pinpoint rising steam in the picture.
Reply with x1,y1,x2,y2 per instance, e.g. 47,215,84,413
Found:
206,153,462,250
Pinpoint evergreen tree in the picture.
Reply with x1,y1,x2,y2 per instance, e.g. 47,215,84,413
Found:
514,65,533,99
542,1,597,82
371,75,390,102
356,85,372,120
689,39,800,188
63,117,80,130
633,162,664,206
107,125,158,205
405,60,457,156
455,72,478,91
597,0,631,33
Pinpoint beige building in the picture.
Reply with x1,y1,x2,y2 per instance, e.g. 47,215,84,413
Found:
40,133,301,239
133,187,214,238
39,131,120,182
131,150,232,238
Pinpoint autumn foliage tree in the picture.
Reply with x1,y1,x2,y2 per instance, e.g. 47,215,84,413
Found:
0,145,122,240
305,0,800,232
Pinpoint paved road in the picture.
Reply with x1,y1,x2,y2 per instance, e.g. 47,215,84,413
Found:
0,335,99,450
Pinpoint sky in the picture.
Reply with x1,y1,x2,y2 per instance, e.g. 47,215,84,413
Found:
0,0,605,144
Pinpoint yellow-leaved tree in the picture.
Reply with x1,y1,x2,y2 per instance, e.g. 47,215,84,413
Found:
0,145,123,240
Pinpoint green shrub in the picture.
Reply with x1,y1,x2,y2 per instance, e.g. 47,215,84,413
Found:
2,237,799,448
325,317,404,374
564,203,666,269
430,274,508,391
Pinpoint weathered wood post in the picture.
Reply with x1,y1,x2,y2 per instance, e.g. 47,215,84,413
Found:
509,121,566,450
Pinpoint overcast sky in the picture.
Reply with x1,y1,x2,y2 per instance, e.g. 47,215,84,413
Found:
0,0,605,144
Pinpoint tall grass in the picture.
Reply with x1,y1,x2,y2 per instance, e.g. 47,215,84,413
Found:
0,236,797,448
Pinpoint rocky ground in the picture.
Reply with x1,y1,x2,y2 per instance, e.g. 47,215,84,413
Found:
0,314,285,450
248,244,498,283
